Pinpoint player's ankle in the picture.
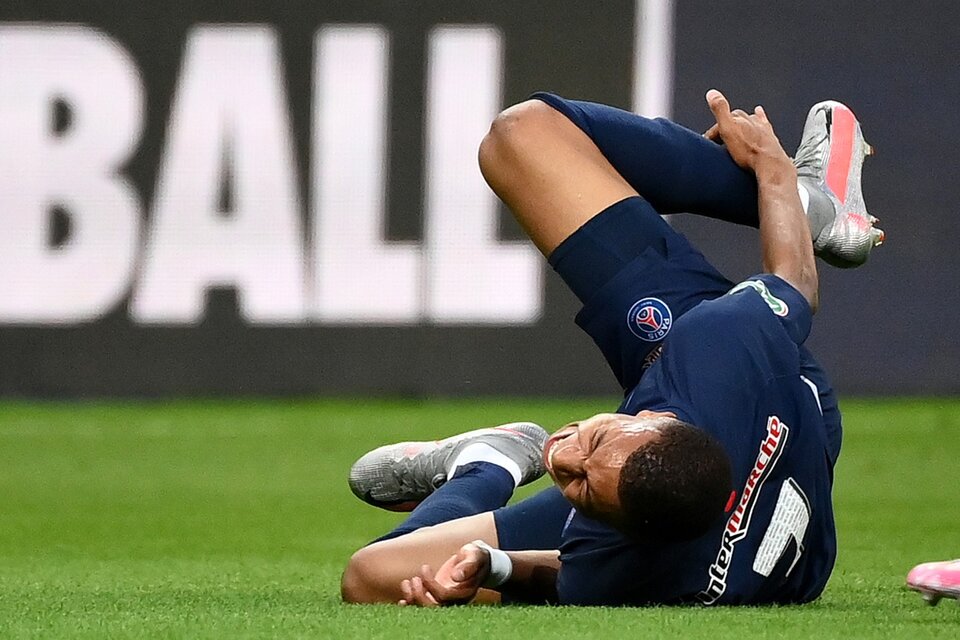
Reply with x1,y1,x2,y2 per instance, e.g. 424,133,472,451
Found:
448,443,524,487
797,179,835,242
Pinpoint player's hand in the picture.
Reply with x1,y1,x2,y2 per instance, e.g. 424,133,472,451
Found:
397,542,491,607
703,89,791,175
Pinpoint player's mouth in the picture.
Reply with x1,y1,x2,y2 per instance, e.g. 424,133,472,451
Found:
543,428,576,473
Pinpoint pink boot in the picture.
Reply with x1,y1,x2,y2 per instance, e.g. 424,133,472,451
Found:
907,559,960,605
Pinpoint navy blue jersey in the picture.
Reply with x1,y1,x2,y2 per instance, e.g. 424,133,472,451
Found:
555,274,840,606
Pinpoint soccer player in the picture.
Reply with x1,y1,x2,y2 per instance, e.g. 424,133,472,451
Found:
340,88,883,606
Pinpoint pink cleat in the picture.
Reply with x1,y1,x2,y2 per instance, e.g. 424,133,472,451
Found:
907,559,960,605
793,101,884,268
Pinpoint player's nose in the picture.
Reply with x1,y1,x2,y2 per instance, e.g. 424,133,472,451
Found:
549,440,585,479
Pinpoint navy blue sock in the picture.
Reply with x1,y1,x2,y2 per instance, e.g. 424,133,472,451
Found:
372,462,515,543
532,92,760,227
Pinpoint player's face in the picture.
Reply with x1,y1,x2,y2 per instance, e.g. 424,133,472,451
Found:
543,411,675,525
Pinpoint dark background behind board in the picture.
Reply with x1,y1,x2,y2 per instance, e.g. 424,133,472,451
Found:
0,0,957,397
668,0,960,396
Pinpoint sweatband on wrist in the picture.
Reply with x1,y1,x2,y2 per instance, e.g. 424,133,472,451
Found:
472,539,513,588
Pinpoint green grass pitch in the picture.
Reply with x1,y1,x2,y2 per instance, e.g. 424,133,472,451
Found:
0,398,958,638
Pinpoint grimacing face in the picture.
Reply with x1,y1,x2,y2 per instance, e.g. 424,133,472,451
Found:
543,411,677,524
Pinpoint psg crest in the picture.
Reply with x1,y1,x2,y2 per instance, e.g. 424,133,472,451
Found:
626,297,673,342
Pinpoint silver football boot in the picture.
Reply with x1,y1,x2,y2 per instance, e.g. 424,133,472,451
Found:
348,422,549,511
793,100,885,268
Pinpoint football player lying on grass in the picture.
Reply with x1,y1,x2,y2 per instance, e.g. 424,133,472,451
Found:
342,88,882,606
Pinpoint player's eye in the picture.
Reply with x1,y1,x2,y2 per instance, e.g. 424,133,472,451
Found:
577,427,590,451
591,430,603,451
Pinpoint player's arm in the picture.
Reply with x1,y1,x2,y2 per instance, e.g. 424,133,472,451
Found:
499,549,561,604
705,90,819,312
398,543,560,606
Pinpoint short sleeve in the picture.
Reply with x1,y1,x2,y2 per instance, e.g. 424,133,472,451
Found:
725,274,813,345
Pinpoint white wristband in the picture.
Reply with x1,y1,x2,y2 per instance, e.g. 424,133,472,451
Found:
472,539,513,588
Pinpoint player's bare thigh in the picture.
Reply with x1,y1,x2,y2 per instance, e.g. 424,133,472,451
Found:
341,512,500,604
479,99,638,257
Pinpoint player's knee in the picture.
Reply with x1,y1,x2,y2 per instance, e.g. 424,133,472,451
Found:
479,99,557,187
340,546,382,604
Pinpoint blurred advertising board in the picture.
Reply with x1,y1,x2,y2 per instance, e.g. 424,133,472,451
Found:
1,1,957,395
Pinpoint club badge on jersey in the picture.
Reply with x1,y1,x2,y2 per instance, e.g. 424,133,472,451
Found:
626,297,673,342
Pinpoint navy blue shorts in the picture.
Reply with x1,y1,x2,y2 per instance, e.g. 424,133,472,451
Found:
494,486,572,551
548,196,734,391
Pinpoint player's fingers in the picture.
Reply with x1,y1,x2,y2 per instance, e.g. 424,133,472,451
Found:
703,123,722,142
421,564,465,602
419,564,440,587
416,567,444,599
419,564,444,591
423,563,478,606
754,105,769,123
451,557,479,583
407,576,428,606
451,545,486,582
705,89,732,126
400,578,413,603
410,576,440,607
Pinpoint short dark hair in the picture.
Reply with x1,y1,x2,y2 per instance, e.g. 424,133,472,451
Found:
616,420,732,543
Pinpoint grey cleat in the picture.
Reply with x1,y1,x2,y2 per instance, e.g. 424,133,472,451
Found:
348,422,549,511
793,100,885,268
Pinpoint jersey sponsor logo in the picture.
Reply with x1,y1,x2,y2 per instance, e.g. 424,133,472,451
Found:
728,280,789,317
697,415,790,605
626,297,673,342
